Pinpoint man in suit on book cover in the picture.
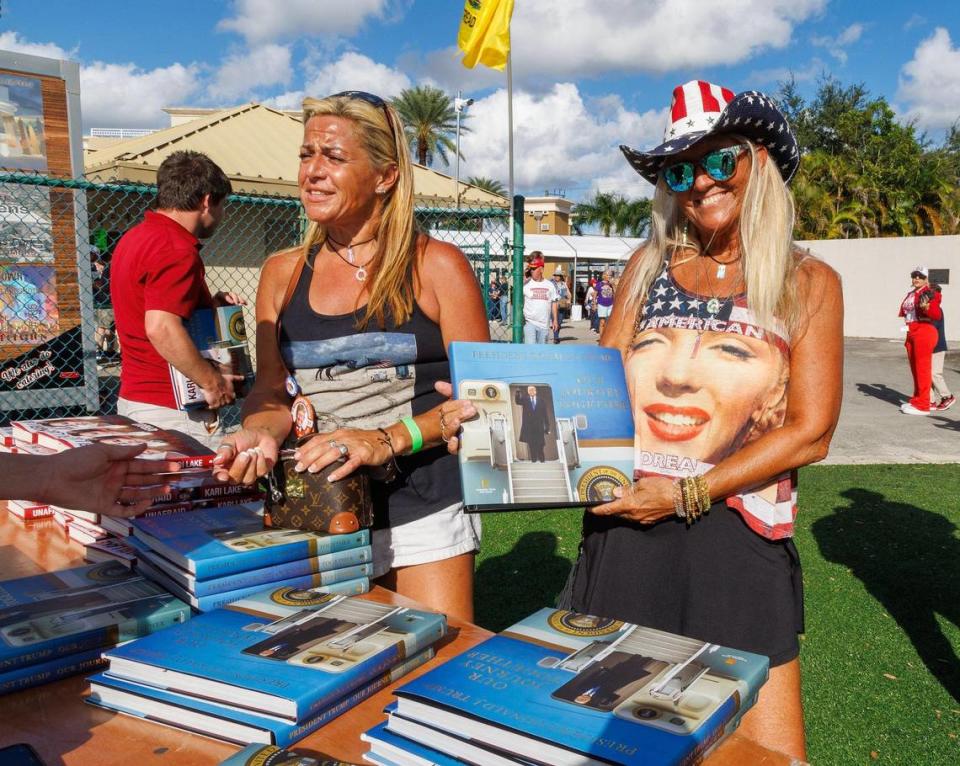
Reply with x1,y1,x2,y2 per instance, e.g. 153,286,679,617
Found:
515,385,552,462
110,151,245,448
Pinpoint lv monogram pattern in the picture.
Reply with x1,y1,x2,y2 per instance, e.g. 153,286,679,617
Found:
266,459,374,534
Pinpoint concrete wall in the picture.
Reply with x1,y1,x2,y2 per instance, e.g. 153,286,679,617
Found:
800,235,960,342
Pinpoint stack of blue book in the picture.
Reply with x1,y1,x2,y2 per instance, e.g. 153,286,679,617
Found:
362,607,770,766
127,505,374,611
0,561,190,696
86,588,447,747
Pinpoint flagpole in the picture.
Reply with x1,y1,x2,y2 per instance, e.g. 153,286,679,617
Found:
506,50,515,234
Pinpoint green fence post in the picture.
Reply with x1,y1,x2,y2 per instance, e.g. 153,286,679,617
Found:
511,194,525,343
482,240,491,322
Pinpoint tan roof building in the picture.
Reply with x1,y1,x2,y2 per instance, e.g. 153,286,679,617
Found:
83,103,507,207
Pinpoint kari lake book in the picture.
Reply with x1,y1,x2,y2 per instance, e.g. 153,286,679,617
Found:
449,342,633,511
392,607,769,766
103,587,447,720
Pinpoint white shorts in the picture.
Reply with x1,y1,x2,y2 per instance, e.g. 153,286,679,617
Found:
370,501,482,578
596,304,613,319
117,398,227,451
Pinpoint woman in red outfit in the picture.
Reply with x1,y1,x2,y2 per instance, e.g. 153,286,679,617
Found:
899,266,942,415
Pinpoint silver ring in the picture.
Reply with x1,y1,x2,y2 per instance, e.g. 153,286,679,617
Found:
328,440,337,448
337,443,349,457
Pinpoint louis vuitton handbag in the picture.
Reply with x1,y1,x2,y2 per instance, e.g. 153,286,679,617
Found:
263,447,374,535
261,254,375,536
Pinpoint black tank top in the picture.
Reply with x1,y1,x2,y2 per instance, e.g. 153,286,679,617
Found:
278,250,460,529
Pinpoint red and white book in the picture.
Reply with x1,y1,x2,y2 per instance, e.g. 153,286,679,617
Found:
0,427,14,446
84,537,139,567
6,499,53,519
68,524,110,546
99,499,264,537
0,441,58,455
12,415,216,469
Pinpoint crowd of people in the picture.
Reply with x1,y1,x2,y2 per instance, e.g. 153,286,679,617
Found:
10,78,954,763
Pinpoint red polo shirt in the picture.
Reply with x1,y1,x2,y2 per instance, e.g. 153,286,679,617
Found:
110,211,214,408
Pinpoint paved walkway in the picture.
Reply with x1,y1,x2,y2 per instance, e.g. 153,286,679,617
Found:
500,318,960,465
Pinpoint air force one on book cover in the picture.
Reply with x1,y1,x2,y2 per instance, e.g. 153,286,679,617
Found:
449,342,634,511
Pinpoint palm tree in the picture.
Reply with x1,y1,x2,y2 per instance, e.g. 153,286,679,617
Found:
391,86,464,167
466,176,506,196
574,192,651,236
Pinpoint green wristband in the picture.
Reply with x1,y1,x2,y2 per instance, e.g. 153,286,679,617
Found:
400,417,423,454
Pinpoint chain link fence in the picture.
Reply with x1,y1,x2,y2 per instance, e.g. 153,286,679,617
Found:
0,170,518,426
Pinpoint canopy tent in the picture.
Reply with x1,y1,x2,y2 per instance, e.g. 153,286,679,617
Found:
429,230,642,264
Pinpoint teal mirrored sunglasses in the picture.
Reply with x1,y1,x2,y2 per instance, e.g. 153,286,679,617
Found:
660,144,749,192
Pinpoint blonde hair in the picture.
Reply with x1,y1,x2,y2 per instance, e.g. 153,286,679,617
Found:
300,94,417,328
621,138,802,336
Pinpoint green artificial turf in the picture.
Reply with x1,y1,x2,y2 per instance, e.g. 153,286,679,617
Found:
473,464,960,765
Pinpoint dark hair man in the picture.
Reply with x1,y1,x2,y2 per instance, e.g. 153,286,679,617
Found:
110,151,245,447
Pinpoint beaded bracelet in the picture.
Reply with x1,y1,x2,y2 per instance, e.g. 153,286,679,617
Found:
673,475,712,525
399,416,424,454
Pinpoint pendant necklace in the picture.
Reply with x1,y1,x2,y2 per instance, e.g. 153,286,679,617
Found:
327,235,376,282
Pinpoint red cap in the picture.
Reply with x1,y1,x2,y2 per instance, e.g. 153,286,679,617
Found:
528,256,544,268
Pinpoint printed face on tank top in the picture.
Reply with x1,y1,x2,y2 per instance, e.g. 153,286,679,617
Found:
626,265,797,540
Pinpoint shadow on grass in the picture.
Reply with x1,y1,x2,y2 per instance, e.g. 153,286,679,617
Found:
475,531,572,632
812,488,960,703
855,382,906,406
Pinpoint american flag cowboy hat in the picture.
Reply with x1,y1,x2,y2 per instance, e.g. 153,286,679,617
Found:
620,79,800,186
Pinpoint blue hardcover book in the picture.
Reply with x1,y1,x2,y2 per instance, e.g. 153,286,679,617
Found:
86,648,433,747
103,587,447,720
136,552,371,612
362,720,465,766
173,306,253,411
449,341,634,511
393,607,769,766
130,505,370,579
136,542,373,597
0,561,191,673
0,646,106,695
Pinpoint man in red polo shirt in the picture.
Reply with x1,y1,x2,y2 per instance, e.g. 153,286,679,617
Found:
110,150,244,448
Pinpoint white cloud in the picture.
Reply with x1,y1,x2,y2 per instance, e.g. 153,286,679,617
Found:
209,44,292,101
897,27,960,131
505,0,826,78
458,83,665,200
81,62,203,128
218,0,391,44
811,23,864,64
749,57,826,86
0,31,72,60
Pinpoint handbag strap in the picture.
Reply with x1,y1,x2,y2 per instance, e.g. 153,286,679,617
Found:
274,249,309,369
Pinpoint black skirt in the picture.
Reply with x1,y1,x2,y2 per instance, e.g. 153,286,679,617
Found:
564,502,804,666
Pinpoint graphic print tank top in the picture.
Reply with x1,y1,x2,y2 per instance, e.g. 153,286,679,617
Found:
278,251,460,529
628,264,796,539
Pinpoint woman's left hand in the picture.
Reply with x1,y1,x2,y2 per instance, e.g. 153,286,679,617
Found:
588,476,677,525
293,428,391,482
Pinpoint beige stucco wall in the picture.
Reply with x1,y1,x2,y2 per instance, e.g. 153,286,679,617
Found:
801,235,960,342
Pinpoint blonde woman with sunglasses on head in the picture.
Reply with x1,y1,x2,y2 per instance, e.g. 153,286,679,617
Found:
213,91,487,622
561,81,844,761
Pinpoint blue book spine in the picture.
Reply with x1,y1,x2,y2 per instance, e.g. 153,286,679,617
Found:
192,547,373,596
0,647,106,695
194,575,370,612
130,507,370,579
105,592,446,720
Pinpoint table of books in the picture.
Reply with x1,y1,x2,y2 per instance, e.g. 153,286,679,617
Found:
0,509,798,766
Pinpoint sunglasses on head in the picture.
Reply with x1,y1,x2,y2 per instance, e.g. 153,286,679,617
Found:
328,90,395,138
660,144,749,193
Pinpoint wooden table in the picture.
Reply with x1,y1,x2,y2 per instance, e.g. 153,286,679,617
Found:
0,511,796,765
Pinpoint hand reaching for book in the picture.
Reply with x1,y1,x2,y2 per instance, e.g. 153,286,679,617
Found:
26,444,181,517
212,428,280,485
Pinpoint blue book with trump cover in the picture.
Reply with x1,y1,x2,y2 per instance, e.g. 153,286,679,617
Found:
129,505,370,579
392,607,769,766
103,586,447,721
0,560,190,674
449,341,634,511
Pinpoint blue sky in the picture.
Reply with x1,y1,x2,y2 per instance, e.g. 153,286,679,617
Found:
2,0,959,201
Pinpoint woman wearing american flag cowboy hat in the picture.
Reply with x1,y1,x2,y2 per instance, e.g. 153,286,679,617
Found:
562,80,844,760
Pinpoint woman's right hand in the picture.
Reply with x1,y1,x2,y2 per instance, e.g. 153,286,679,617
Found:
434,381,478,455
212,428,281,485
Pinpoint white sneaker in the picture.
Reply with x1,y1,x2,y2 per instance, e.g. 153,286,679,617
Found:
900,403,931,416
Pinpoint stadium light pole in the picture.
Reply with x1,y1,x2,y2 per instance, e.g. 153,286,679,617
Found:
454,91,474,209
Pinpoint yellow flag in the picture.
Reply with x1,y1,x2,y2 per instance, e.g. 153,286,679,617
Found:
457,0,514,71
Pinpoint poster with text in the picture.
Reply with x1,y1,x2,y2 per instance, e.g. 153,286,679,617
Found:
0,182,53,263
0,74,47,171
0,265,60,348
